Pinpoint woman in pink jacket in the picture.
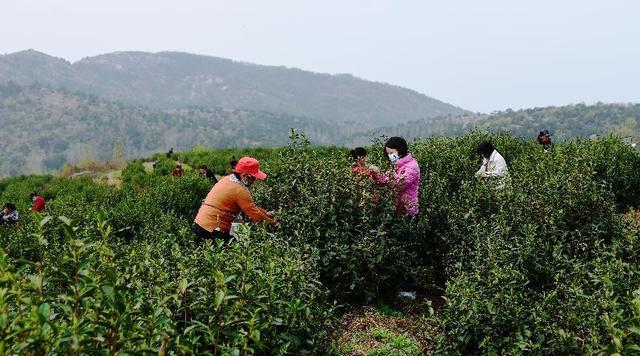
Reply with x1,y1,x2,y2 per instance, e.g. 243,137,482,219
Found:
373,137,421,216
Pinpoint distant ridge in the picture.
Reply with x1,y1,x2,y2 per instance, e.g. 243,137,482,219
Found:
348,103,640,145
0,49,469,126
0,82,361,176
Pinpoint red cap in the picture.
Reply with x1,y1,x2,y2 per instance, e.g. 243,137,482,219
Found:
233,157,267,180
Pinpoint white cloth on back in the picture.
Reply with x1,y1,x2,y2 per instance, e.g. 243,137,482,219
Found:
475,150,508,178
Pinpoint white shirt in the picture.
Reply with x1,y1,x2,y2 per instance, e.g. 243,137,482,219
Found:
476,150,508,178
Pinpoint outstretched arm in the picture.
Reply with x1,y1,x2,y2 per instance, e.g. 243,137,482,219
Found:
237,192,273,224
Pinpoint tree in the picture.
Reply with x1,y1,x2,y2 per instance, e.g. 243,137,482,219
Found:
612,117,638,141
111,138,126,162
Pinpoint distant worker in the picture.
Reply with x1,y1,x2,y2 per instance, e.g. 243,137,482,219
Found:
167,147,174,158
371,137,421,217
198,165,218,183
229,157,239,173
1,203,19,225
350,147,371,176
172,165,183,177
193,157,274,244
475,141,509,188
29,192,46,213
537,130,552,150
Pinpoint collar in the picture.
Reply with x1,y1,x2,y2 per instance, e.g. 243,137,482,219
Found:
395,154,414,168
229,174,250,190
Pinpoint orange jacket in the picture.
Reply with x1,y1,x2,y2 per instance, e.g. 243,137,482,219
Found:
194,175,271,233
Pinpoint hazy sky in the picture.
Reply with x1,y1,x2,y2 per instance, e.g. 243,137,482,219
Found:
1,0,638,113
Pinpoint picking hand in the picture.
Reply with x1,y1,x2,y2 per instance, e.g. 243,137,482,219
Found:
368,165,381,173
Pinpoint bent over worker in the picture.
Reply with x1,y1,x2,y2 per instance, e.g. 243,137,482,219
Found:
192,157,274,244
1,203,19,225
475,141,509,189
29,192,46,213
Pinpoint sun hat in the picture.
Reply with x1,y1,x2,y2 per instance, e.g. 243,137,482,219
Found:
233,157,267,180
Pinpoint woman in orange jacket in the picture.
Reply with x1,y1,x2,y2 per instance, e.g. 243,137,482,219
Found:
192,157,274,244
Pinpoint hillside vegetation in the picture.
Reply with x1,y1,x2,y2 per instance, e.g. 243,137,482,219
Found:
2,81,639,177
1,132,640,354
0,82,361,176
0,50,467,125
351,104,640,145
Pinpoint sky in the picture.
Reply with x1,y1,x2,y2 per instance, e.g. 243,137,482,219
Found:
1,0,639,113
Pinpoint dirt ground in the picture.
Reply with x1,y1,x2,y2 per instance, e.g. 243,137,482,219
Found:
330,293,445,355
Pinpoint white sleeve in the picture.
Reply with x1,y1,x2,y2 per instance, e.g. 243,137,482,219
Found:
476,158,488,177
486,155,508,177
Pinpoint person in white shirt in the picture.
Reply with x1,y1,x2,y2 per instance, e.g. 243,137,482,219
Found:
475,141,509,187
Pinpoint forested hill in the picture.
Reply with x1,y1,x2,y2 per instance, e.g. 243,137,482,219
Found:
1,80,637,176
0,82,362,177
0,49,468,126
349,103,640,145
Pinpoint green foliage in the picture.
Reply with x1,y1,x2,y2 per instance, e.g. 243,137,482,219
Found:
353,103,640,146
1,50,466,127
170,147,279,176
152,158,180,177
254,132,414,301
0,83,366,177
120,161,146,188
0,191,332,354
1,131,639,353
418,133,640,354
333,327,422,356
368,328,422,356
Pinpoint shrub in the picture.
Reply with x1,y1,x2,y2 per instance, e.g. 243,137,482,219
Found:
2,132,640,353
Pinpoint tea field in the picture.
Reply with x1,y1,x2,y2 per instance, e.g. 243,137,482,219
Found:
1,132,640,354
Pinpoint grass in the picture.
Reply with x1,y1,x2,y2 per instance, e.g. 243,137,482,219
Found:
330,306,430,355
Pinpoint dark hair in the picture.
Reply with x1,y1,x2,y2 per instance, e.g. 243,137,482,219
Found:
3,203,15,211
230,158,238,168
30,191,38,199
199,165,208,170
476,141,495,158
384,137,409,158
349,147,367,161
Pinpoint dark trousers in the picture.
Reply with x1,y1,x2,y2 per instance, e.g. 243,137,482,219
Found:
191,223,233,245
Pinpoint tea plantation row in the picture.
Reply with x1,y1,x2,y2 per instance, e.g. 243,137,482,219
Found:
1,132,639,354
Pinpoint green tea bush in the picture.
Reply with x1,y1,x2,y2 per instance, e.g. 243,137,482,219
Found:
1,131,639,354
0,214,334,354
413,134,640,353
254,133,418,302
152,158,179,176
120,161,147,188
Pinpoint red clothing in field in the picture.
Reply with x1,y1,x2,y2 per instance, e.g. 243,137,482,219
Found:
30,196,46,213
351,160,373,177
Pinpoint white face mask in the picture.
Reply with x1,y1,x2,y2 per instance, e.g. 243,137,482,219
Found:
388,152,400,163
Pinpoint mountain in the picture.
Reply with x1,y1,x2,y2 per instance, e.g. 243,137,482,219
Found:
349,104,640,145
0,50,468,126
0,82,362,177
1,81,637,177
